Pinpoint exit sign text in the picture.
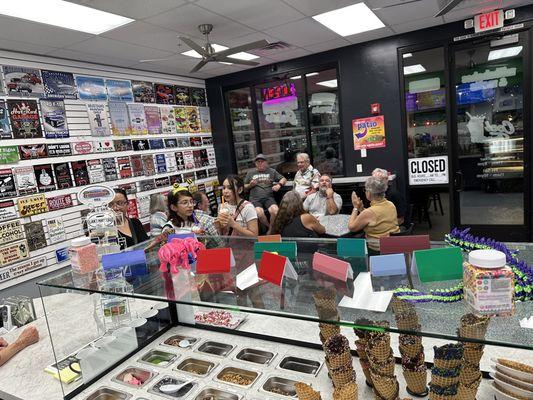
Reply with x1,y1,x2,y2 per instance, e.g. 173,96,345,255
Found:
474,10,504,33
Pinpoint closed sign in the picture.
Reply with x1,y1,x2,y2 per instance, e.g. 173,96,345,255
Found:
408,156,448,185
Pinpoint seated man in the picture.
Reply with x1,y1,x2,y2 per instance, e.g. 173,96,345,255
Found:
293,153,320,198
244,154,286,230
0,326,39,367
372,168,406,225
303,174,342,219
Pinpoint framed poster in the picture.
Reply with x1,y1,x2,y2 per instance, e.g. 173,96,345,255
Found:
75,75,107,101
202,136,213,146
132,139,149,151
41,70,77,99
19,144,47,160
127,103,148,135
160,105,176,134
137,195,150,218
7,100,42,139
164,138,177,148
189,136,202,147
105,79,134,102
3,65,44,97
14,166,37,196
72,141,94,155
18,194,49,217
24,221,47,251
352,115,386,150
117,182,136,195
0,146,19,164
149,139,164,150
87,159,105,184
155,176,170,188
34,164,56,192
86,103,110,136
46,217,66,244
0,240,29,267
155,83,175,104
183,150,195,169
0,169,17,199
190,87,207,107
145,105,161,134
138,179,155,192
109,101,131,136
193,150,203,168
175,151,185,171
47,143,72,157
41,99,69,138
132,80,155,103
53,162,73,189
174,86,190,105
127,199,139,218
0,100,12,139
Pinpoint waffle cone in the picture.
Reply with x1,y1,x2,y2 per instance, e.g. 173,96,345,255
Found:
456,376,481,400
429,393,455,400
433,357,462,370
404,369,428,395
295,382,322,400
370,355,395,376
396,312,420,331
431,374,460,387
391,296,416,314
459,363,481,385
316,304,339,320
319,323,341,342
361,363,373,386
458,314,490,340
399,343,423,359
332,368,356,388
367,335,391,362
371,371,399,399
463,345,484,365
328,350,353,369
355,339,369,360
332,381,358,400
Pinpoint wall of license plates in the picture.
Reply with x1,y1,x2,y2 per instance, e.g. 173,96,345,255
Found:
0,54,221,289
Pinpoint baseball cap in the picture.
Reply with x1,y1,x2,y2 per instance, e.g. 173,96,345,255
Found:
254,153,267,161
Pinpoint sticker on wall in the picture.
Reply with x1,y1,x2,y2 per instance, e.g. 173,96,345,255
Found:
132,80,155,103
87,159,105,184
109,101,131,136
7,100,42,139
3,65,44,97
46,217,66,244
0,169,17,199
0,256,46,283
34,164,56,192
0,200,17,222
0,146,19,164
105,79,134,102
145,105,161,134
24,221,47,251
75,75,107,101
0,220,24,246
0,240,29,267
40,99,69,138
55,248,69,263
18,194,49,217
0,101,12,139
19,144,47,160
352,115,386,150
86,103,110,137
47,143,72,157
47,194,73,211
408,156,449,186
128,103,148,135
41,70,77,99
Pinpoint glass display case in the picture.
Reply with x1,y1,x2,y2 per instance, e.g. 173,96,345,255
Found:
36,236,533,399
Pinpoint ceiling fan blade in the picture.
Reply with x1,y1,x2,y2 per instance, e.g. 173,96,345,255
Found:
434,0,464,17
190,60,208,73
179,36,209,57
217,57,259,67
139,56,178,63
214,39,270,58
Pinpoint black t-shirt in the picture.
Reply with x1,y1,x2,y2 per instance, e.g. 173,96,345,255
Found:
118,218,149,250
386,186,406,219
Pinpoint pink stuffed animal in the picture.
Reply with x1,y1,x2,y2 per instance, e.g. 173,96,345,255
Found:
158,238,205,274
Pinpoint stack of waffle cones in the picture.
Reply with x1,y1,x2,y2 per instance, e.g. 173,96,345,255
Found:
393,297,427,397
314,288,341,347
295,382,322,400
366,332,400,400
324,334,356,390
456,313,490,400
430,343,464,400
333,381,358,400
353,319,390,388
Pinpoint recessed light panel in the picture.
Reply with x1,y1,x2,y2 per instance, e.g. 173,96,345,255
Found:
403,64,426,75
313,3,385,37
488,46,523,61
316,79,338,88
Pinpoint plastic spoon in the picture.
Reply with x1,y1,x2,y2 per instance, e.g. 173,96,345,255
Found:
159,382,190,393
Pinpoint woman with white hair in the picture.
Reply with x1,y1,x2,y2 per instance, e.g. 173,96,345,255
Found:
348,176,399,252
149,193,168,237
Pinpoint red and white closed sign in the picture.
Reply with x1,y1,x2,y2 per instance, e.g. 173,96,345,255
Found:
474,10,504,33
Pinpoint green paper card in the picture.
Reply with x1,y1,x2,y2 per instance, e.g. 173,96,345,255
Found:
253,242,297,261
412,247,463,282
337,238,367,257
0,146,19,164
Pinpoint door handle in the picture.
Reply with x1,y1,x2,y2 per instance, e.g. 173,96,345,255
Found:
454,171,464,191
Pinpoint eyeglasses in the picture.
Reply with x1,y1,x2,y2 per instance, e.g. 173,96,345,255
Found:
177,200,195,206
109,201,128,207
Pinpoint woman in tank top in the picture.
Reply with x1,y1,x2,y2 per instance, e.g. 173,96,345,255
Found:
271,190,325,237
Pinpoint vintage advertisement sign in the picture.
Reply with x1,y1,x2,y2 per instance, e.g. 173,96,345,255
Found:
0,256,47,283
87,102,111,137
47,217,66,244
55,248,69,263
0,220,24,245
352,115,386,150
47,194,73,211
24,221,47,251
408,156,449,186
0,169,17,199
0,240,29,267
14,166,38,196
0,146,19,164
0,200,17,222
77,185,115,207
18,194,48,217
41,70,77,99
46,143,72,157
7,100,42,139
41,99,69,138
72,141,94,155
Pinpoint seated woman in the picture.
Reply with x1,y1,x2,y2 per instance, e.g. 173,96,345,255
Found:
348,176,399,252
271,190,325,237
111,188,149,250
149,193,167,237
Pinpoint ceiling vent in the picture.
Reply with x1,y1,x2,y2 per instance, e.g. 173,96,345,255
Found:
253,41,293,56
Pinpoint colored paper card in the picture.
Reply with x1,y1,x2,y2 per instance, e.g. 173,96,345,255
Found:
369,254,407,276
338,272,393,312
168,233,197,241
196,248,235,274
257,251,298,286
412,247,463,283
102,249,147,277
379,235,430,255
337,238,367,257
258,234,281,243
253,242,297,261
236,263,262,291
313,252,353,281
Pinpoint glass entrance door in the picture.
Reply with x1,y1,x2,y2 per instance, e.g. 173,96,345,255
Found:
451,32,528,240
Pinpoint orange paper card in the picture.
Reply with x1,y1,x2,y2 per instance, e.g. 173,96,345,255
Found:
196,248,235,274
258,234,281,243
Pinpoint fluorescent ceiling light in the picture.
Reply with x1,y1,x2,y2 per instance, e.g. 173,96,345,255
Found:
219,61,233,65
290,76,302,80
404,64,426,75
403,53,413,58
0,0,133,34
316,79,338,88
182,44,228,58
313,2,384,37
306,72,319,77
228,52,259,61
488,46,523,61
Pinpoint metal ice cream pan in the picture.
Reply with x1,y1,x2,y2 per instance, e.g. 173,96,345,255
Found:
196,341,234,357
138,349,179,368
84,386,132,400
194,387,242,400
214,366,261,389
148,375,196,399
111,366,156,389
175,357,216,377
277,356,322,376
260,376,299,398
162,334,200,349
234,348,275,365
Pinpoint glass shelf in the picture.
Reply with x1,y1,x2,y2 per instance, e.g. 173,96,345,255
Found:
38,236,533,351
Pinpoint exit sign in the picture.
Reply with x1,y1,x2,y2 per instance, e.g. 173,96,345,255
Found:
474,10,504,33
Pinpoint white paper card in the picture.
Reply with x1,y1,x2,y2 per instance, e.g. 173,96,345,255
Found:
338,272,392,312
283,259,298,280
236,263,261,291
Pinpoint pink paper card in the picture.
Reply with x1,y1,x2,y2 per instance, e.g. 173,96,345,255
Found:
312,252,353,281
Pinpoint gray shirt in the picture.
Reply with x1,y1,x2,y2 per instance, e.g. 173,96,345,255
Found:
244,167,284,202
303,191,342,219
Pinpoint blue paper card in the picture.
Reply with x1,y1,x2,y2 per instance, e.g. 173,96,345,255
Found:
102,249,147,276
369,254,407,277
168,232,197,241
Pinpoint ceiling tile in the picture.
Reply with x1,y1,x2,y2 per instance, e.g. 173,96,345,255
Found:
366,0,430,8
0,15,92,48
374,1,439,25
67,0,186,20
346,27,395,44
266,48,312,61
281,0,357,17
0,38,58,55
303,37,351,52
263,18,339,47
65,37,173,63
145,3,255,41
391,16,445,34
102,21,182,53
47,48,142,68
196,0,305,30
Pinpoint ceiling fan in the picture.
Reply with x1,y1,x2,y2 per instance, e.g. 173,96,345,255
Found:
140,24,270,73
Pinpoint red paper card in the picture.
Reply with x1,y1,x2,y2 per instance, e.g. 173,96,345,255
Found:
196,248,234,274
379,235,430,255
257,251,286,286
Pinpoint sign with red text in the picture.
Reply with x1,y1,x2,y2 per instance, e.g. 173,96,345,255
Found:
474,10,504,33
47,194,73,211
353,115,386,150
0,240,29,266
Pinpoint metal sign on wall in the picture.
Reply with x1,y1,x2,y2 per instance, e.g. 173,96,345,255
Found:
408,156,449,186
